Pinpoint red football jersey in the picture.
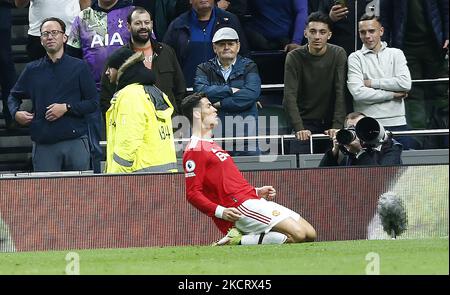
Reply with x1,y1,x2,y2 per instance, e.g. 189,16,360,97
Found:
183,136,260,233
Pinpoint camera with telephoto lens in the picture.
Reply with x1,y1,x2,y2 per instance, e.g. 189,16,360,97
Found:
336,126,356,145
336,117,389,147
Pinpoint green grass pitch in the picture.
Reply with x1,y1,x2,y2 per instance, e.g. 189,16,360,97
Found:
0,238,447,275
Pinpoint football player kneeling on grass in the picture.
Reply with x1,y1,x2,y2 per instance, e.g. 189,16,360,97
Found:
181,92,317,245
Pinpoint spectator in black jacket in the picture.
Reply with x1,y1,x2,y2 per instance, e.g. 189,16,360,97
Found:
100,6,185,116
317,0,369,56
319,112,403,167
380,0,449,149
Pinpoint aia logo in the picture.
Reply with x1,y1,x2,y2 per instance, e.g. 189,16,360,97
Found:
90,32,125,48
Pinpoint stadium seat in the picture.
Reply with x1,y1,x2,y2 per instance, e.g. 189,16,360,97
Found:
258,103,291,137
250,50,286,85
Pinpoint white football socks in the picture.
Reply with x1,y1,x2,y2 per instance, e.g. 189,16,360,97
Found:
240,232,287,245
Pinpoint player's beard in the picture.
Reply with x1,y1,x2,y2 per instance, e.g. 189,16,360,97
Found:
132,28,151,45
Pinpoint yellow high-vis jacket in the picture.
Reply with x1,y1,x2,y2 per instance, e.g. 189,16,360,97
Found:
105,84,177,173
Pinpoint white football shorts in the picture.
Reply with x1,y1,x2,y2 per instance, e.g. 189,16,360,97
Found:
234,198,300,235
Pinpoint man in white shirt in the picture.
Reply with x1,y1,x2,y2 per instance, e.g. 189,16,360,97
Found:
15,0,90,60
347,14,414,149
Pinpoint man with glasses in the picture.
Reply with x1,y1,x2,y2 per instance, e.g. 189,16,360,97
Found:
8,17,99,172
14,0,91,61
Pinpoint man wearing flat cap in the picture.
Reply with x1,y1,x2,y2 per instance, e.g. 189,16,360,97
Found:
194,27,261,156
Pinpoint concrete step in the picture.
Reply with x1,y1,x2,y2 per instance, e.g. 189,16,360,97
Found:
0,153,32,162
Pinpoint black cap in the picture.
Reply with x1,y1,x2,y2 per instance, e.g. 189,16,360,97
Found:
107,47,135,69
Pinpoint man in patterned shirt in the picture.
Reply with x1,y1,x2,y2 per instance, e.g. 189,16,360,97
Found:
181,92,316,245
66,0,134,173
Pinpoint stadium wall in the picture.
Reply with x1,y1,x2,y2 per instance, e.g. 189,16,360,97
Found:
0,165,448,252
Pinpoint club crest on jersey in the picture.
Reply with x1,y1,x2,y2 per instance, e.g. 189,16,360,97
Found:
272,210,280,217
118,19,123,28
185,160,196,177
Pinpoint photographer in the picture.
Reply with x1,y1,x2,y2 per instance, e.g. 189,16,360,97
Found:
319,112,403,167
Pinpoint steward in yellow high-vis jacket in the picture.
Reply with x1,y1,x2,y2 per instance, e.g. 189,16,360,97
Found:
105,51,177,173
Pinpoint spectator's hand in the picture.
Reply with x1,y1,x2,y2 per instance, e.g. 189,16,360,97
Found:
393,92,408,100
443,39,449,49
331,136,340,157
344,138,363,155
329,4,349,22
325,128,338,139
45,103,68,121
295,129,312,141
231,87,240,94
222,207,242,222
15,111,34,126
364,79,372,88
284,43,301,52
217,0,230,10
257,186,276,200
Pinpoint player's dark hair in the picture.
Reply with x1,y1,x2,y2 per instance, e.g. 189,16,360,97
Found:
181,92,207,124
127,6,152,24
307,11,333,31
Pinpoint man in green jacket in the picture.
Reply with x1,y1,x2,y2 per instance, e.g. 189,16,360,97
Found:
282,11,347,154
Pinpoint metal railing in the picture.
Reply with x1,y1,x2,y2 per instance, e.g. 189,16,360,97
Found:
99,129,449,155
103,78,449,154
186,78,449,93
